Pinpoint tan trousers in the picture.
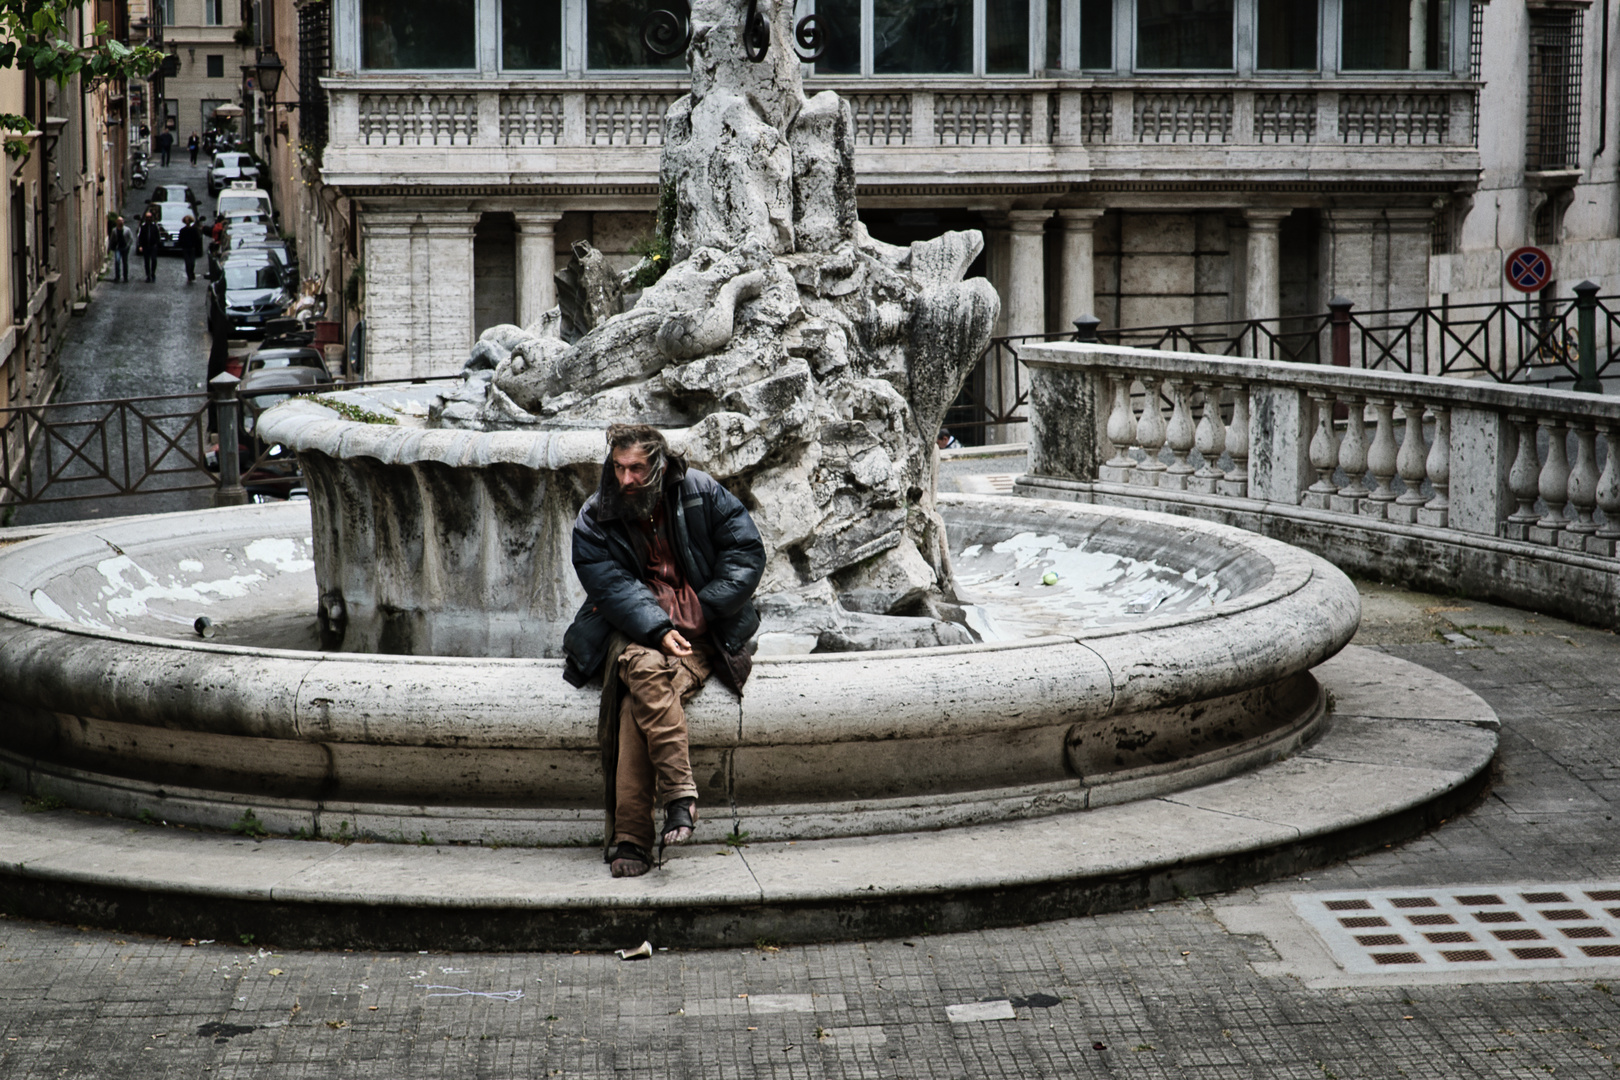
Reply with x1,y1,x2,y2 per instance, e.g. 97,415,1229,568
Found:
612,641,712,851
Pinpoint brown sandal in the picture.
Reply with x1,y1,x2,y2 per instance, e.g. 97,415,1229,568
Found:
609,841,653,878
659,797,698,861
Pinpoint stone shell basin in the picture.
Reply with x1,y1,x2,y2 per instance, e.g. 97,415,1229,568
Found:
0,496,1359,844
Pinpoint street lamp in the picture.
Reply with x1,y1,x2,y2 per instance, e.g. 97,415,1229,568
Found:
254,48,283,106
252,48,292,145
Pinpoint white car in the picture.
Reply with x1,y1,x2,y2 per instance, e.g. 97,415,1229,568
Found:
208,152,260,194
216,182,273,219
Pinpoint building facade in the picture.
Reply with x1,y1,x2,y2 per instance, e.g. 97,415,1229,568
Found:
270,0,1612,386
1,0,131,499
154,0,255,143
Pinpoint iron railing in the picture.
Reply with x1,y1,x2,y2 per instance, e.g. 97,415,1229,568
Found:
0,391,215,506
0,375,459,509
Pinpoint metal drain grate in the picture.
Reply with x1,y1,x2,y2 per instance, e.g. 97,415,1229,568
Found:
1293,884,1620,973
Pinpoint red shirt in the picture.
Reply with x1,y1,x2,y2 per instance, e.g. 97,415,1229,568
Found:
637,505,707,639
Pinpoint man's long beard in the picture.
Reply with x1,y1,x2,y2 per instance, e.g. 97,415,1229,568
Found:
620,453,666,521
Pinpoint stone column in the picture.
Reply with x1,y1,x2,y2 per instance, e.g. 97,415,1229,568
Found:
1243,209,1290,323
1382,207,1435,314
1000,209,1054,443
1320,209,1382,314
1005,210,1054,336
514,210,564,328
362,208,480,381
1057,208,1106,331
359,211,417,383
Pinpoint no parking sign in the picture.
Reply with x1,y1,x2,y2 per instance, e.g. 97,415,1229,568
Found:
1505,246,1553,293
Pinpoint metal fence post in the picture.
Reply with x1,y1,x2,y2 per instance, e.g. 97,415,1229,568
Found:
1575,280,1601,393
210,372,248,507
1329,296,1353,367
1072,315,1100,343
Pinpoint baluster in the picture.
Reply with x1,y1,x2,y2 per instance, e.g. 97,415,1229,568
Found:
1594,423,1620,555
1101,375,1137,483
1333,394,1369,510
1362,399,1399,517
1564,422,1600,544
1220,385,1249,497
1419,405,1450,528
1534,419,1571,538
1162,379,1196,488
1303,390,1340,509
1191,382,1226,494
1504,415,1542,539
1134,376,1168,484
1392,399,1430,523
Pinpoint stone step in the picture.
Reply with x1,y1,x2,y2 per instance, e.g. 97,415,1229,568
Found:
0,647,1495,951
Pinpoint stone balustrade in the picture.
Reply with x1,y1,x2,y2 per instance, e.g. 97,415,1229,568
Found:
1021,343,1620,627
319,76,1478,188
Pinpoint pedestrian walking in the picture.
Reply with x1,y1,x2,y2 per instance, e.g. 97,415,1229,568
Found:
108,216,132,282
156,128,173,167
187,132,199,166
177,215,202,283
135,212,162,282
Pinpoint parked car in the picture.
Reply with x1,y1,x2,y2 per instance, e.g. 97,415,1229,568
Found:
207,151,260,194
148,183,199,208
218,211,277,248
244,345,329,378
215,182,273,219
207,254,294,338
146,201,195,253
231,236,297,280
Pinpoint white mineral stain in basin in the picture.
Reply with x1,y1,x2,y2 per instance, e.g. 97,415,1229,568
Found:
28,536,318,632
244,537,316,574
953,531,1230,641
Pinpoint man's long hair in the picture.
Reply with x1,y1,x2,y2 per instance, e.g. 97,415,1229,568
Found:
603,423,683,522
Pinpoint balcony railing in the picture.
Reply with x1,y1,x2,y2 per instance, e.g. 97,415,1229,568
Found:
323,77,1479,153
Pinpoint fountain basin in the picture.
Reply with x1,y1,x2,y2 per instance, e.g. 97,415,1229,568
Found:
0,494,1358,844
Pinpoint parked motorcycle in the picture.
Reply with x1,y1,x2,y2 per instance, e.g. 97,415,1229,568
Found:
130,151,148,189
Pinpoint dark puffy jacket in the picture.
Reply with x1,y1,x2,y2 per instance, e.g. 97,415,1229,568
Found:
563,458,765,691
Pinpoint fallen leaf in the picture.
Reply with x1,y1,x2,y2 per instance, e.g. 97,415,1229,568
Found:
368,1006,379,1011
326,1020,348,1030
269,969,283,976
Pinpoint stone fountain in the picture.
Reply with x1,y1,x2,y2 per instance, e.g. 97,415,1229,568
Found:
0,0,1476,951
278,0,997,660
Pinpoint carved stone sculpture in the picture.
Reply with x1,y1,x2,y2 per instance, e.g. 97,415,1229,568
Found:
425,0,997,652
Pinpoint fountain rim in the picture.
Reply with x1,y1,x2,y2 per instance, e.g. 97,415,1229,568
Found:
0,494,1333,664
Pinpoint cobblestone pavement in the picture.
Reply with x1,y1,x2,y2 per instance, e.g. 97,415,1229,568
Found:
2,579,1618,1078
8,159,217,527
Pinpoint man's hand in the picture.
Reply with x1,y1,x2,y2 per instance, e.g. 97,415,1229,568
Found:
660,629,693,657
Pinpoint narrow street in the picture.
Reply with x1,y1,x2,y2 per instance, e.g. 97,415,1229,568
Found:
8,156,218,527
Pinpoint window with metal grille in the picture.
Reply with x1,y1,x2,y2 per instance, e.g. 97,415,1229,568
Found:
1431,209,1454,255
299,0,331,153
1526,7,1583,170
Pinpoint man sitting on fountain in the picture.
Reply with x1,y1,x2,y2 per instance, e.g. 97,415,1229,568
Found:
564,423,767,878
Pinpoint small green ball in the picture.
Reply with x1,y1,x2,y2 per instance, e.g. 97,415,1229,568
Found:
1041,571,1058,586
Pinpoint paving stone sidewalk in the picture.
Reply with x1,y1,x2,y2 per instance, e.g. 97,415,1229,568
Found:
1,577,1617,1079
